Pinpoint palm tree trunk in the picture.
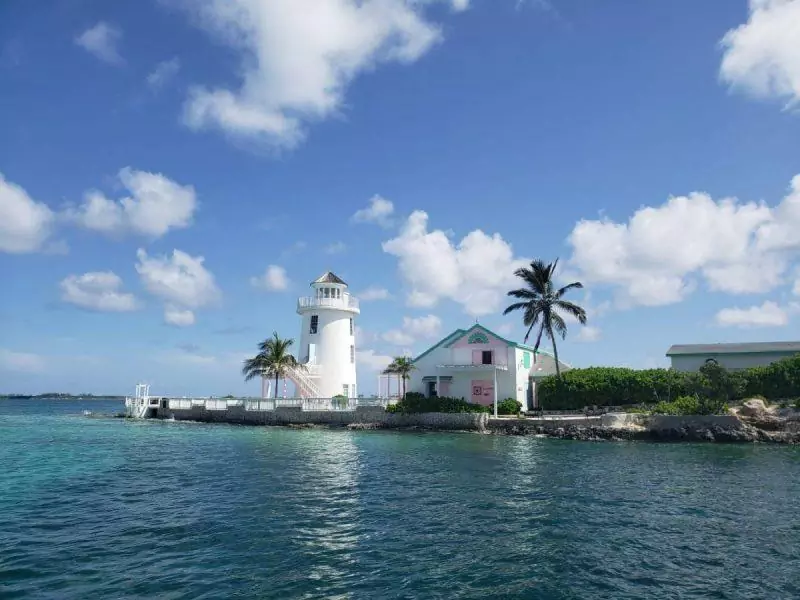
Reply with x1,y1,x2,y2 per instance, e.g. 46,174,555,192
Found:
402,375,406,399
552,336,561,377
274,373,279,399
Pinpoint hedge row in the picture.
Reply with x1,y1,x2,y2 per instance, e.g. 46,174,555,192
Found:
537,355,800,410
388,393,491,414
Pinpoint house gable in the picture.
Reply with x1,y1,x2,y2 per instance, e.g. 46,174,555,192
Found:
447,324,511,349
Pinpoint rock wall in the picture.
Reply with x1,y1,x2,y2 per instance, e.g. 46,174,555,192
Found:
159,405,488,431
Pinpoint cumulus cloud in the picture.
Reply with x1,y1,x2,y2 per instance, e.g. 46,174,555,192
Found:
567,174,800,307
358,286,391,301
575,325,601,342
351,195,395,227
250,265,289,291
136,248,221,326
720,0,800,107
74,22,123,65
66,167,196,238
0,173,54,253
715,301,789,328
356,348,393,373
383,210,528,315
382,314,442,346
178,0,460,148
164,305,195,327
147,57,181,90
0,349,46,373
60,271,139,312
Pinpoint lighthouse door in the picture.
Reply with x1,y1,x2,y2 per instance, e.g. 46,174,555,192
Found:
308,343,317,364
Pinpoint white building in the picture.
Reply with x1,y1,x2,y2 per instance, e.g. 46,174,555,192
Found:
666,341,800,372
408,324,571,412
291,272,359,398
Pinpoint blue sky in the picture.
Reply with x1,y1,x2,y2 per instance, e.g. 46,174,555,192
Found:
2,0,800,395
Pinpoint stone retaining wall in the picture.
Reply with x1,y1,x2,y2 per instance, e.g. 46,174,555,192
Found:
159,405,487,431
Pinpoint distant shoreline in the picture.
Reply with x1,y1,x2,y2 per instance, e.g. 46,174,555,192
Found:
0,395,124,400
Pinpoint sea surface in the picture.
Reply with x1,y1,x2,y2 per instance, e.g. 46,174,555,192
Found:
1,398,799,599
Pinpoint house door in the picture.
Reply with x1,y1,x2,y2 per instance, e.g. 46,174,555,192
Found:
427,381,437,398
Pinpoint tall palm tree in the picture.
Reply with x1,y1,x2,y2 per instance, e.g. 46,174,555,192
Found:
242,332,305,398
503,258,587,377
384,356,416,399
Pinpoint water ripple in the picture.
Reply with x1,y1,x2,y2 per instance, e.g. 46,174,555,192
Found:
1,400,799,599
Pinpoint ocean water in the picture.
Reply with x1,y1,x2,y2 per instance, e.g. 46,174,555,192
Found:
1,399,799,599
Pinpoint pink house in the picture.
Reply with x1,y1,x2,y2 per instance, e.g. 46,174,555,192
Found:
408,324,570,413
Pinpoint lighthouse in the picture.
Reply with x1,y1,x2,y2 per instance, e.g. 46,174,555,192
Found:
293,272,359,398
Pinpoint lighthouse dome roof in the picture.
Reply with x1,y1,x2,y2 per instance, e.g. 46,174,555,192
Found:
312,271,347,286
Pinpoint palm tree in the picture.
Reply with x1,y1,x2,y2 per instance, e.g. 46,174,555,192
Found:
242,331,305,398
383,356,416,399
503,258,587,377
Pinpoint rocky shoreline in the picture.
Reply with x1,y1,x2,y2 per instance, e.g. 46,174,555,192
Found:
489,421,800,443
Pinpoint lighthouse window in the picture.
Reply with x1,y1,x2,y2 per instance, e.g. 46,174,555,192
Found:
350,345,355,363
310,315,318,334
349,318,353,336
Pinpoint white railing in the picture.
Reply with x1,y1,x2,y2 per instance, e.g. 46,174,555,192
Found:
297,296,360,312
285,365,321,398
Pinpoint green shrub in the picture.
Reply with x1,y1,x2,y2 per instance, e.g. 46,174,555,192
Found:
794,398,800,410
497,398,522,416
388,395,491,414
536,354,800,411
653,395,701,415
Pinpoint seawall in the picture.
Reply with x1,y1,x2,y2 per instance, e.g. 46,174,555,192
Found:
160,405,488,431
152,406,799,443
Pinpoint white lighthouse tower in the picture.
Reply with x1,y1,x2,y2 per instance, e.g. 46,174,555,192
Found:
292,272,359,399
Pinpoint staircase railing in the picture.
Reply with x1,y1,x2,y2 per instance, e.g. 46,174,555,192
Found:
286,365,321,398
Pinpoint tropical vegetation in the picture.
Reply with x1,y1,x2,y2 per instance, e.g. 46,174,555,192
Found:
503,258,587,376
497,398,523,416
383,356,416,398
387,392,491,414
242,332,305,398
537,355,800,412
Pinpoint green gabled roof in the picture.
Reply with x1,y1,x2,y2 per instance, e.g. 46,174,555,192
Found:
412,323,557,364
412,328,465,363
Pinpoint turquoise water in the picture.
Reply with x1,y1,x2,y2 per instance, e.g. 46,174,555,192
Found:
1,399,799,599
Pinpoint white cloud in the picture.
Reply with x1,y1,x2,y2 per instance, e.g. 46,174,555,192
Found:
0,172,54,253
382,314,441,346
495,323,513,336
0,349,45,373
566,176,800,307
179,0,455,148
164,305,196,327
147,57,181,90
720,0,800,107
324,241,346,254
60,271,139,312
358,286,391,301
250,265,289,291
66,167,196,238
383,210,528,316
715,300,789,328
575,325,601,342
356,348,393,373
136,248,221,325
351,195,395,227
74,22,123,65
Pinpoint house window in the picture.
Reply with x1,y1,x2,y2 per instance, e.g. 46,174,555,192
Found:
310,315,318,334
427,381,438,398
350,345,355,363
343,384,349,398
324,288,330,298
482,350,493,365
523,351,531,369
350,318,353,336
